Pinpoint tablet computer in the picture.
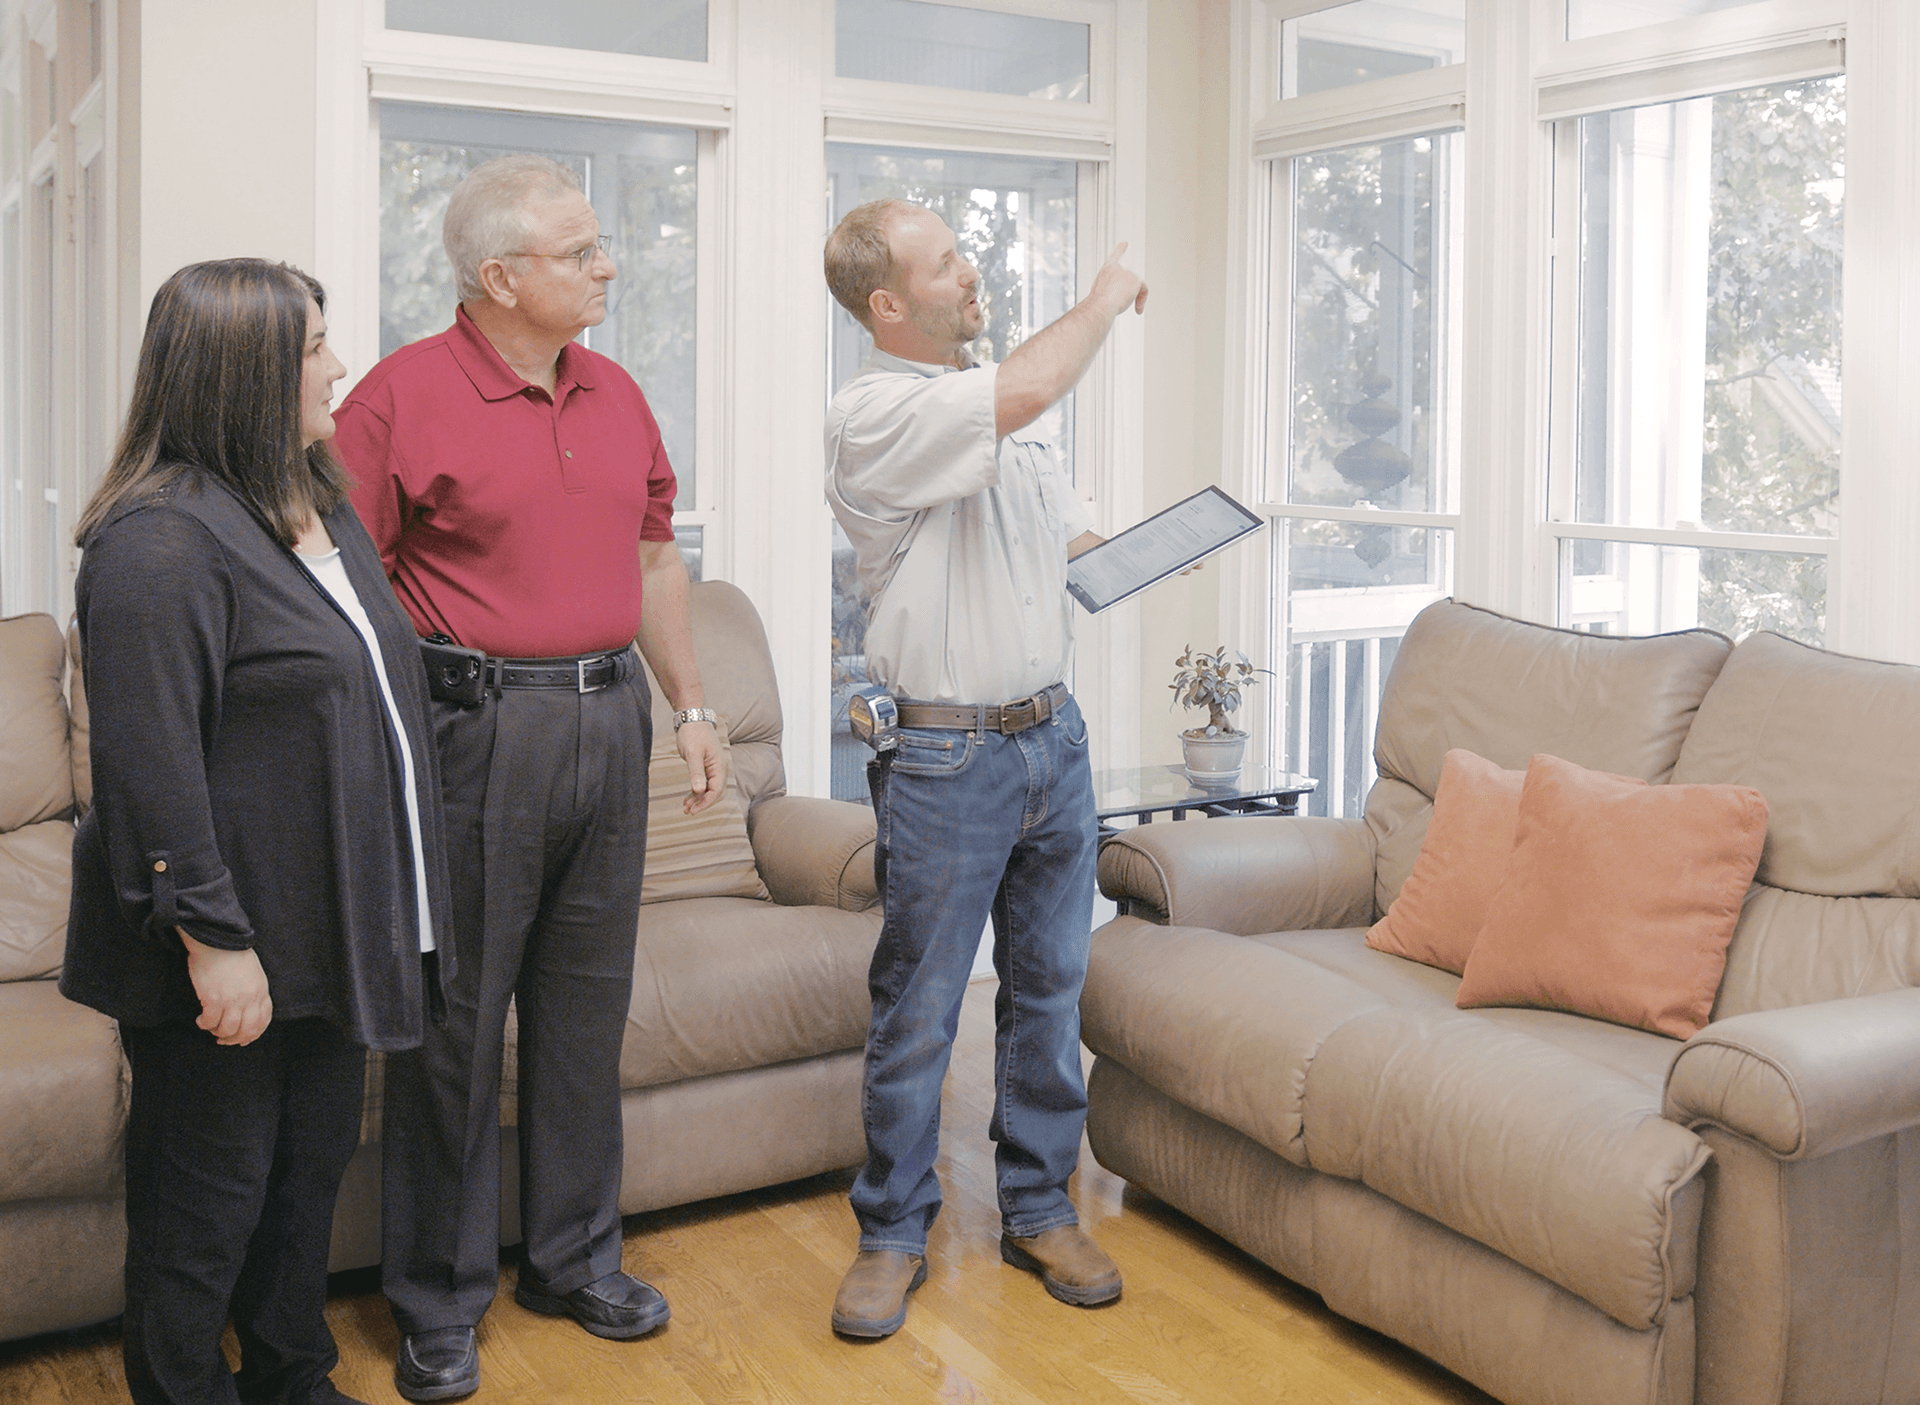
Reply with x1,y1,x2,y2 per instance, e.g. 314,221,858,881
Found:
1067,486,1264,614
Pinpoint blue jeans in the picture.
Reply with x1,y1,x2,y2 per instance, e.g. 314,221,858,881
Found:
851,692,1099,1254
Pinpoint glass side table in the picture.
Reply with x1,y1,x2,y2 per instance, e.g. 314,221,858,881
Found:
1093,763,1318,838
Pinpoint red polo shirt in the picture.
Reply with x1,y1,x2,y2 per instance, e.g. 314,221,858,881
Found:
333,306,679,659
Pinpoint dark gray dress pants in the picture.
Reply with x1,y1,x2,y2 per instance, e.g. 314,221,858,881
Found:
380,668,651,1333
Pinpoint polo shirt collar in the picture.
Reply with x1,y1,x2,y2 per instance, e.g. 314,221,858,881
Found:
868,347,975,378
446,304,599,401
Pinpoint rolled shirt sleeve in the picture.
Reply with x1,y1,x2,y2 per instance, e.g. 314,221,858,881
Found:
827,362,1001,518
77,508,254,950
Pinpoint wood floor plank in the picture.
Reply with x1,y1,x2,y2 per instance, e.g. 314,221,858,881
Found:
0,980,1499,1405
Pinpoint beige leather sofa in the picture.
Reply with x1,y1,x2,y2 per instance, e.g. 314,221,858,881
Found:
0,579,882,1342
1083,600,1920,1405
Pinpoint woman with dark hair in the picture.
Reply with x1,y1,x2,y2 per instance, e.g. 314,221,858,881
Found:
61,259,452,1405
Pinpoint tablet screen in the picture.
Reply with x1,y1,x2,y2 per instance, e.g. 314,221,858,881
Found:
1067,487,1263,613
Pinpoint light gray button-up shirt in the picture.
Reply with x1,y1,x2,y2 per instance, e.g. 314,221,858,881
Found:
826,348,1093,705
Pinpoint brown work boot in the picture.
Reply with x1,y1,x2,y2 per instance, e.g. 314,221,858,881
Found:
831,1249,927,1338
1000,1226,1123,1306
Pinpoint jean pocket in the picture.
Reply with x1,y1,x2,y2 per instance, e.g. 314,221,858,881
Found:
889,728,976,776
1058,698,1088,748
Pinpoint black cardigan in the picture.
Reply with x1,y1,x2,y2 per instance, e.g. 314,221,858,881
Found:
60,475,454,1052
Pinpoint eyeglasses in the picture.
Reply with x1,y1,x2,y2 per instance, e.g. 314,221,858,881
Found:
506,233,613,272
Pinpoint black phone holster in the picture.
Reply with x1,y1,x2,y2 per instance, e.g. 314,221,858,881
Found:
420,635,487,707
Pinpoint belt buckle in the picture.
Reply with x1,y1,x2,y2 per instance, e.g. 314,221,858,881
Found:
577,656,609,694
999,695,1039,734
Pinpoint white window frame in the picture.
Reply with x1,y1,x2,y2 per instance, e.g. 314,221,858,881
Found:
1232,0,1467,806
1537,3,1845,641
1227,0,1920,748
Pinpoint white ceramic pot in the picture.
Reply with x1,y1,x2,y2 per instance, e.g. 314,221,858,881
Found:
1180,730,1247,785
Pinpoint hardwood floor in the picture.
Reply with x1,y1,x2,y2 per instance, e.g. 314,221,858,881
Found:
0,981,1495,1405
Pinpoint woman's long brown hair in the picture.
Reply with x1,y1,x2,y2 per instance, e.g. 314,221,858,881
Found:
75,259,350,548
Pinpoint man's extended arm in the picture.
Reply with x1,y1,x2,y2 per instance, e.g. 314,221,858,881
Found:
995,244,1148,439
635,538,726,814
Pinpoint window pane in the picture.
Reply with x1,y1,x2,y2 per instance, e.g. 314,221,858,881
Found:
674,524,703,582
385,0,707,62
1284,131,1462,514
824,143,1078,801
1280,1,1466,101
836,0,1089,102
1567,0,1767,42
1559,538,1825,644
1562,77,1843,540
379,104,699,506
1279,518,1453,817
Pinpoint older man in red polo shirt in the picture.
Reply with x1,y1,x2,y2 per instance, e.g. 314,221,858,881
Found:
332,154,725,1403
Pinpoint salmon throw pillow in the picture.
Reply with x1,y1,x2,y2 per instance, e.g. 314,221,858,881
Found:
1454,753,1768,1039
1366,749,1526,974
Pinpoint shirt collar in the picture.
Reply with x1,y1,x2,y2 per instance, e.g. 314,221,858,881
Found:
867,346,976,378
446,304,598,401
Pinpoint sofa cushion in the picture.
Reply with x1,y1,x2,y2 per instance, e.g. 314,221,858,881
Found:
0,819,73,981
1367,602,1730,915
1674,631,1920,899
1262,929,1685,1088
1303,1005,1709,1331
1081,917,1388,1167
0,614,73,833
622,896,879,1089
1711,887,1920,1021
0,979,126,1201
1456,754,1767,1039
1367,749,1523,973
1673,632,1920,1019
640,719,770,905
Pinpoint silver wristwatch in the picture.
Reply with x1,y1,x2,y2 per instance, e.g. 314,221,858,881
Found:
672,707,721,731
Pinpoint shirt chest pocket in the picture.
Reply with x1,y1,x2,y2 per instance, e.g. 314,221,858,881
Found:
1009,439,1065,537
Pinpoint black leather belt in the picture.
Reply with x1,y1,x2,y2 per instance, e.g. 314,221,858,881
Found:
486,649,634,693
895,682,1069,735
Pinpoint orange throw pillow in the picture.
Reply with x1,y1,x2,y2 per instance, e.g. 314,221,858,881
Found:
1455,753,1767,1039
1366,749,1526,974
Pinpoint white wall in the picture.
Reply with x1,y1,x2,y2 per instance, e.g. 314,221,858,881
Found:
1135,0,1228,767
133,0,317,305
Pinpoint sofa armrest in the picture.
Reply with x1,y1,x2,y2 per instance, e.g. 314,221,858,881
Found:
1097,815,1376,935
747,794,879,913
1664,988,1920,1160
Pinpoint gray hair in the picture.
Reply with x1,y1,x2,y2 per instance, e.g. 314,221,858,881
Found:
824,199,907,331
443,154,583,302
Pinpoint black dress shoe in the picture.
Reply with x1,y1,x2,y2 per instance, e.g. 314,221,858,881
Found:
394,1327,479,1402
515,1269,670,1340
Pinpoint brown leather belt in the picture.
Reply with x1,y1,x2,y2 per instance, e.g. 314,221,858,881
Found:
895,683,1069,736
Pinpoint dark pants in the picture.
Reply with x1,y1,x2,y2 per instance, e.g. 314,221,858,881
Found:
380,669,651,1333
120,1016,365,1405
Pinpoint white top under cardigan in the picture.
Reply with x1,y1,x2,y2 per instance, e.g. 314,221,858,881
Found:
824,348,1094,705
297,545,436,953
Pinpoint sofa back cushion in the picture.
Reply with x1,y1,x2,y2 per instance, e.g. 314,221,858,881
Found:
1672,631,1920,1017
642,580,786,808
0,614,74,833
1367,601,1732,915
640,718,770,905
